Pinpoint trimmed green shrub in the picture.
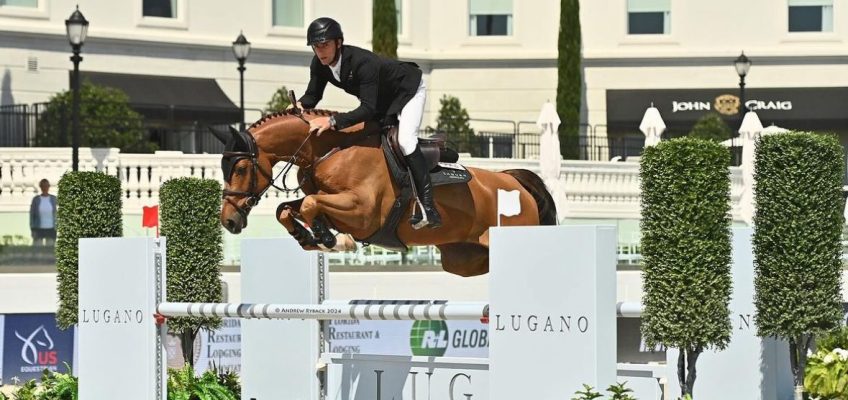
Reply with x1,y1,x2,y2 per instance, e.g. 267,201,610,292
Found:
264,85,292,113
35,81,155,153
159,177,224,366
56,171,123,329
372,0,398,59
431,95,475,155
688,112,732,143
753,132,844,395
640,137,733,397
557,0,582,159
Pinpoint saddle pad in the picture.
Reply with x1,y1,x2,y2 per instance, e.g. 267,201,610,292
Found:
430,164,472,187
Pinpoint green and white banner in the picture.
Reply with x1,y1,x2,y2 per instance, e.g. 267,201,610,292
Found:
327,319,488,357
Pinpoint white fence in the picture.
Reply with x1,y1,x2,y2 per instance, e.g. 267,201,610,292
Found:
0,147,745,220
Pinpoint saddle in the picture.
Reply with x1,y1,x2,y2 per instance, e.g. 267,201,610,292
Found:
360,127,472,251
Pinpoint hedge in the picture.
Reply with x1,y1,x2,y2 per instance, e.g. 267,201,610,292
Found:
56,171,123,329
159,177,224,366
640,137,733,396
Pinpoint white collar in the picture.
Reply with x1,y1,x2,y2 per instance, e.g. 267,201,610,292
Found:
329,52,342,81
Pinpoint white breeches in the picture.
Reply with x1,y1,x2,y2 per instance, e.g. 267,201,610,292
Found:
397,79,427,156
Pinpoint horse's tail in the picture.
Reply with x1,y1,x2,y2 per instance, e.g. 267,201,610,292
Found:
501,169,558,225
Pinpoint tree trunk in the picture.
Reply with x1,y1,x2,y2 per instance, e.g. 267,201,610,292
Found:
677,350,687,396
179,328,199,367
685,347,702,396
790,337,803,400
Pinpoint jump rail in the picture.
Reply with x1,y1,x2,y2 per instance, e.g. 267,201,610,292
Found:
156,301,490,321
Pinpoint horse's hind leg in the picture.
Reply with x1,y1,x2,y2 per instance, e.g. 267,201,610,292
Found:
437,242,490,277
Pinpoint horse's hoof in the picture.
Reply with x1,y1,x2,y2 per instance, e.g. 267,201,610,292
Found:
320,233,337,249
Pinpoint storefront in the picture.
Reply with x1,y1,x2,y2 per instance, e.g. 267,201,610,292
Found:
606,87,848,136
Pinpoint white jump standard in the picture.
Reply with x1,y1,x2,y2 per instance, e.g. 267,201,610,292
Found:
77,226,619,400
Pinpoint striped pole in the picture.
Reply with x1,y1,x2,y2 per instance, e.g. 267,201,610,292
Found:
156,301,489,321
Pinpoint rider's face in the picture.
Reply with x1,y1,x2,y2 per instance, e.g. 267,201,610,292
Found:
312,40,340,66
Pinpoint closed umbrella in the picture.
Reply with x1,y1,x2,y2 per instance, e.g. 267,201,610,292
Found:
738,111,764,227
536,101,565,220
639,105,666,147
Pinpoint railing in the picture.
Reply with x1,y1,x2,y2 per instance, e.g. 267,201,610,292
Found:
0,147,750,266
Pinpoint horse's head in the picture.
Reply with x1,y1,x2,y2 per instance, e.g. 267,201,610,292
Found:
219,126,277,234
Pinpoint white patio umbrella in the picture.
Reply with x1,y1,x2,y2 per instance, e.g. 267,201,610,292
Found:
537,101,562,182
737,111,764,227
639,104,666,147
536,101,566,219
761,123,789,136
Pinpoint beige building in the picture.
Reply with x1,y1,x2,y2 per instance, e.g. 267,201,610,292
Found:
1,0,847,157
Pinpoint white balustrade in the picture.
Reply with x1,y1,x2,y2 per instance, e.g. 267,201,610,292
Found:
0,147,746,221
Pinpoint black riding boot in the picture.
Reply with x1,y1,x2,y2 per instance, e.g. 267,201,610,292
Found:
405,146,442,229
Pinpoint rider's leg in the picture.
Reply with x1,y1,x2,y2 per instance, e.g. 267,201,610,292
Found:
398,79,442,229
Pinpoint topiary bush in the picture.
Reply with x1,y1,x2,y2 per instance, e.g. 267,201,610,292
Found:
55,171,123,329
753,132,845,398
688,112,732,143
639,137,733,397
159,177,224,366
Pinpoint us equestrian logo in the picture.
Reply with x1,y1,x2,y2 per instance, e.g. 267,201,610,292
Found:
15,325,56,367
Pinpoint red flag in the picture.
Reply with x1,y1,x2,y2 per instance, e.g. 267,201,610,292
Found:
142,205,159,237
142,205,159,228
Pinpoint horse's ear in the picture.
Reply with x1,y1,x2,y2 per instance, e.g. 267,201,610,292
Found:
288,90,298,107
207,126,229,144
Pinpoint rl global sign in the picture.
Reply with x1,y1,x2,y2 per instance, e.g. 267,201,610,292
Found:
672,94,793,115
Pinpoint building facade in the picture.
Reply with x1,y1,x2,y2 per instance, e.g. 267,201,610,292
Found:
3,0,846,157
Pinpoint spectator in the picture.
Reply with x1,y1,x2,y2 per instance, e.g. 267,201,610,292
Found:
30,179,57,246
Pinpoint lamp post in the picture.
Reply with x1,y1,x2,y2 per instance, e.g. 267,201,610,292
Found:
734,51,752,115
65,6,88,172
232,31,251,131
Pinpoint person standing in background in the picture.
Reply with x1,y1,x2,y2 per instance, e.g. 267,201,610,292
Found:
30,179,57,246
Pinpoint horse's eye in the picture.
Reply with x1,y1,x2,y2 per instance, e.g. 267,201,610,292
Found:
236,166,247,176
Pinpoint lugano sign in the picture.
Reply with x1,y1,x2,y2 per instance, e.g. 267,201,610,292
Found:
489,225,617,400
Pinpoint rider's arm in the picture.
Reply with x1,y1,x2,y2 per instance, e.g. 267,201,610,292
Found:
332,57,378,130
299,57,327,109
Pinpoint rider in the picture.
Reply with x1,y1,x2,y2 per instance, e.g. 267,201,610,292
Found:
293,17,441,229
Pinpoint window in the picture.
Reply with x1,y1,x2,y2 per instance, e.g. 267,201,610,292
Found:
396,0,403,35
273,0,304,28
469,0,513,36
143,0,177,18
627,0,670,35
0,0,37,6
788,0,832,32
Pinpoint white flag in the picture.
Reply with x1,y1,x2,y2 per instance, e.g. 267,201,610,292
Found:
497,189,521,219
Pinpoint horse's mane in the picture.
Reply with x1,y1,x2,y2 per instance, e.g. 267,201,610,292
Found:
249,108,339,130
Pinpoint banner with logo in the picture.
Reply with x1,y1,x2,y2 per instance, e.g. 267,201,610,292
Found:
2,314,74,382
328,319,489,357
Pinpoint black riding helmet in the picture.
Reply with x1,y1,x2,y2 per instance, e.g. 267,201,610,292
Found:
306,17,343,46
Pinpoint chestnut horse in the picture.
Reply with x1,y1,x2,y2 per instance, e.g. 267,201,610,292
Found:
219,109,557,277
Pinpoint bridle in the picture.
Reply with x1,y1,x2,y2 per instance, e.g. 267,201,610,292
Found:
221,127,313,223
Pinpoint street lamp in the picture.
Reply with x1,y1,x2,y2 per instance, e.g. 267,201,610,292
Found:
232,31,251,131
65,6,88,172
734,51,752,115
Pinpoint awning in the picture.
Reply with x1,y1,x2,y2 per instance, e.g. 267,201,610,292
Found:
76,71,241,124
606,87,848,133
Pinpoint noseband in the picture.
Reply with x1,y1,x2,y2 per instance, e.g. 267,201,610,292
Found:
221,129,314,223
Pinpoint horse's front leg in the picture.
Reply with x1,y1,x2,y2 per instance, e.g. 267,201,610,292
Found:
300,192,368,252
277,205,320,251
